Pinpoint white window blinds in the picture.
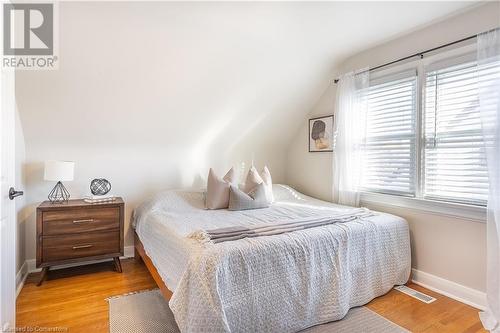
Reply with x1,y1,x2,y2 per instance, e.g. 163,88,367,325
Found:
361,71,417,196
423,58,489,205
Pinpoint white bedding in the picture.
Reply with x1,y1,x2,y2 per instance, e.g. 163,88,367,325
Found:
133,184,411,333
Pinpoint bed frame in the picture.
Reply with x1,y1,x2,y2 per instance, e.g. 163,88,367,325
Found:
134,231,173,300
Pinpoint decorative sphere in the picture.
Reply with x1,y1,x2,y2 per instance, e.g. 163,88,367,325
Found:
90,178,111,195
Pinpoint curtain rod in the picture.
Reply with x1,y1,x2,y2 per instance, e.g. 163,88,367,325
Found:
333,34,477,84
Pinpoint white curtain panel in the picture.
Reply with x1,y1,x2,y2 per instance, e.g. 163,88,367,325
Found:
478,28,500,333
333,70,369,206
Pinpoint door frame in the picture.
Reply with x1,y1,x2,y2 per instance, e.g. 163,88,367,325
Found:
0,65,17,332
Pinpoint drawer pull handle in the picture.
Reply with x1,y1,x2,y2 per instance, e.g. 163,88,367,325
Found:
72,244,93,250
73,219,94,224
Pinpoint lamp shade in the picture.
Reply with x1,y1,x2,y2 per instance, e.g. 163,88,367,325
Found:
44,160,75,181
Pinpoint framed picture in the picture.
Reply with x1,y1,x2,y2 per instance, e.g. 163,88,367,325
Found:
309,115,334,152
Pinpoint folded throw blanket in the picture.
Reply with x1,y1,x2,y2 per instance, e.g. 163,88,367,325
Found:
188,208,374,244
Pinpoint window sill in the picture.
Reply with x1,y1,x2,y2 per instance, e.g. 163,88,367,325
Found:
360,191,486,222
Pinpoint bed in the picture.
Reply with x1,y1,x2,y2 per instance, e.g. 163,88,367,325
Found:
133,184,411,333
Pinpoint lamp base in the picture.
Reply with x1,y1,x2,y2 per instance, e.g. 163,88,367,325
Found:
48,181,70,203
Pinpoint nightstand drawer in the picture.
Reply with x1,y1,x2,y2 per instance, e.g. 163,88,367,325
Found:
42,231,120,262
43,207,119,235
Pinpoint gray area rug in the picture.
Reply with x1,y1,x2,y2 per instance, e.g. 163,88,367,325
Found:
108,289,409,333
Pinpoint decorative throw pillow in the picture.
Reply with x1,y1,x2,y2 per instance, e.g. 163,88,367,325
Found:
228,183,269,211
206,167,237,210
261,166,274,203
242,166,263,193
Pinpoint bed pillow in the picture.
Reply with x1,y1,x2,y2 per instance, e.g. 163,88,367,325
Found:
206,167,237,209
228,183,269,211
242,166,263,193
261,166,274,203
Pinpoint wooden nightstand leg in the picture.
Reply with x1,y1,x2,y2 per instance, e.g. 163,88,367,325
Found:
37,267,49,286
113,257,122,273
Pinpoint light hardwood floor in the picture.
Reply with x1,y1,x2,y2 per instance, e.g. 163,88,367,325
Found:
16,259,485,333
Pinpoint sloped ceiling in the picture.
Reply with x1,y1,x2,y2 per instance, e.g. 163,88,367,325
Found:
16,1,478,188
17,1,476,147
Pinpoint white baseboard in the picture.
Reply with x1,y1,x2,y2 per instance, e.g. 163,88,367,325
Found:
411,268,487,310
16,261,28,297
17,245,135,296
124,245,134,258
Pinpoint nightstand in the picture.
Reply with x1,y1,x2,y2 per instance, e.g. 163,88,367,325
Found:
36,198,124,286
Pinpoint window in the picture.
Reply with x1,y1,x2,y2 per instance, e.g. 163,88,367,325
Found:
361,71,417,196
423,57,488,206
361,47,494,207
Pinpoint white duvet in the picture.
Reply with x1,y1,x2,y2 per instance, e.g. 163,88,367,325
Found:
133,185,411,333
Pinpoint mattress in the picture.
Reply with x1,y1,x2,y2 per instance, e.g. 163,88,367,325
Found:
133,184,411,333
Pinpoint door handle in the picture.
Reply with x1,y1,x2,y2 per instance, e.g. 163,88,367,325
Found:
8,187,23,200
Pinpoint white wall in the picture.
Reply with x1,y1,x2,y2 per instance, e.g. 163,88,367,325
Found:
286,2,499,296
286,83,336,202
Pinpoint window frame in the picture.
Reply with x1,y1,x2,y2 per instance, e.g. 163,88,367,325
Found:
361,68,419,197
359,43,487,221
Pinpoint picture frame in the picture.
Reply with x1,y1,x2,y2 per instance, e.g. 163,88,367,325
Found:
309,115,334,152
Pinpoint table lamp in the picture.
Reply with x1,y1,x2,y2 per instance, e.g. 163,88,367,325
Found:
44,160,75,203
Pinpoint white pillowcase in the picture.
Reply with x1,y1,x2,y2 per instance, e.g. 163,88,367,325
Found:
260,166,274,203
205,167,237,209
242,166,263,193
242,166,274,204
228,183,269,211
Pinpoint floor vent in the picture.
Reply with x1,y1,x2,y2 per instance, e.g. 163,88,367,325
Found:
394,285,436,304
